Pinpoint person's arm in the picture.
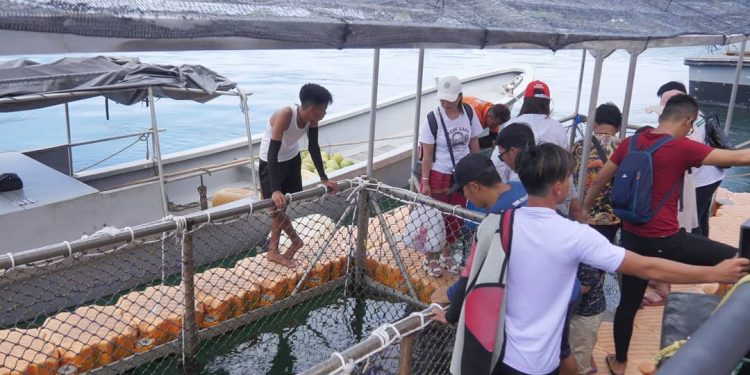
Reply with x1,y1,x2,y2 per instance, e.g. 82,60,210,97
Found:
420,143,434,196
308,124,338,193
618,250,749,284
569,198,587,223
267,109,292,209
469,137,480,153
583,160,618,212
445,277,468,324
702,148,750,168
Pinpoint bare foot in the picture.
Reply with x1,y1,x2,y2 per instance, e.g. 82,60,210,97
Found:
268,251,296,268
282,237,304,260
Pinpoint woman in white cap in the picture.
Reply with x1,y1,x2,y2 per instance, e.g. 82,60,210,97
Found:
418,76,482,277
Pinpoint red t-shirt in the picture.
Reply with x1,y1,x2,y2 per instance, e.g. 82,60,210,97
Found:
609,129,713,238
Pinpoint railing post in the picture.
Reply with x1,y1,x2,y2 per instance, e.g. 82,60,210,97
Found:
355,177,370,286
398,334,416,375
181,227,199,372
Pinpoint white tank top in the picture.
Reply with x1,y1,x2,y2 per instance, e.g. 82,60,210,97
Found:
259,105,310,162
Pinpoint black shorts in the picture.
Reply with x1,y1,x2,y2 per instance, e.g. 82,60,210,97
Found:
258,153,303,199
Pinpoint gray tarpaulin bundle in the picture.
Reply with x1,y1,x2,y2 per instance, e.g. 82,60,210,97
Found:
0,0,748,53
0,56,237,112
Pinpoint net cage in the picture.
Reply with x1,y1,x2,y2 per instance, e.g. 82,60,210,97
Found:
0,178,484,375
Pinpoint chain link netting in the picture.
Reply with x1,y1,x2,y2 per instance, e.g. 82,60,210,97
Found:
0,180,483,375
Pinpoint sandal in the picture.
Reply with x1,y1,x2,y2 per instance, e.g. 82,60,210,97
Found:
423,259,443,278
605,354,625,375
439,255,462,274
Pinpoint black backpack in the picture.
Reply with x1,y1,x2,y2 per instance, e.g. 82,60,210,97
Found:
702,112,734,150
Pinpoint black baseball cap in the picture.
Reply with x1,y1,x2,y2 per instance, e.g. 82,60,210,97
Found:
447,154,498,194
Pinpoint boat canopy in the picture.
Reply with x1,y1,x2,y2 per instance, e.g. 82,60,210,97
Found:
0,56,238,112
0,0,748,55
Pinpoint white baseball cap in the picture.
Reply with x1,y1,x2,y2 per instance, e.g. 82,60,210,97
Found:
436,76,462,102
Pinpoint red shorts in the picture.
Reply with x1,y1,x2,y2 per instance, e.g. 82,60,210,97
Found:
428,170,466,244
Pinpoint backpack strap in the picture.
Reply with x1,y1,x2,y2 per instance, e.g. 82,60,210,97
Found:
427,111,439,162
436,107,458,169
498,209,515,285
591,135,608,163
463,102,475,123
645,134,674,153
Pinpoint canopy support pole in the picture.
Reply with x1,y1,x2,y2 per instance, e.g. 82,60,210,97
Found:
64,103,73,176
409,49,425,191
366,49,381,177
620,48,644,140
577,49,613,202
239,89,259,196
725,39,747,134
569,49,587,147
148,87,169,216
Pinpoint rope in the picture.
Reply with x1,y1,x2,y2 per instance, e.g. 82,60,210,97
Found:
285,193,294,205
76,133,150,173
123,227,135,243
5,253,15,271
330,352,354,374
63,241,73,257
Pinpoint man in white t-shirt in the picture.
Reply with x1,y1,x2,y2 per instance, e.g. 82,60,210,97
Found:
434,142,748,375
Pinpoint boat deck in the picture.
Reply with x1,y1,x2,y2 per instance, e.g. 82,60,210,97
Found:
592,187,748,374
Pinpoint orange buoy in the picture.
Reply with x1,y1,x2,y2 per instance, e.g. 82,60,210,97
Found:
0,328,58,375
116,285,197,352
194,267,260,328
44,305,137,373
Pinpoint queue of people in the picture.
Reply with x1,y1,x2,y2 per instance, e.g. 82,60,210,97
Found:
257,79,750,375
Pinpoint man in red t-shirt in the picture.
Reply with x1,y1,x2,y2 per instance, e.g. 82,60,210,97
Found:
583,94,750,375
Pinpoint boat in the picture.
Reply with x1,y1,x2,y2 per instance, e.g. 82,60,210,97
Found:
0,55,530,252
684,47,750,108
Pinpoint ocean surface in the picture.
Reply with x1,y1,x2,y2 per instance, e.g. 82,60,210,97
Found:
1,47,749,191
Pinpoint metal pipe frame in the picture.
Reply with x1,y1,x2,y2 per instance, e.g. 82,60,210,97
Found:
367,49,381,177
410,49,426,191
0,180,354,270
725,39,747,134
298,304,439,375
68,128,164,148
64,103,73,175
180,228,198,368
0,86,241,107
570,49,587,147
148,87,170,216
576,49,612,201
239,89,260,196
620,48,643,140
370,183,485,223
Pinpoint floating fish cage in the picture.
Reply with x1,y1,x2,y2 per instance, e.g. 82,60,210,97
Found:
0,179,482,374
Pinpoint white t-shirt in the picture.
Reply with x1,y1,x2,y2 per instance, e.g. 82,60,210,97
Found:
503,207,625,374
491,113,569,182
689,115,725,187
419,106,483,174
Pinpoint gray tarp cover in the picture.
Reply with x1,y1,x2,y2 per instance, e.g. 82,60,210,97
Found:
0,0,748,52
0,56,237,112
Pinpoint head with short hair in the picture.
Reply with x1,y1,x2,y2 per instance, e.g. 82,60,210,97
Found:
657,81,687,97
659,94,699,137
516,143,574,200
486,103,511,129
299,83,333,121
495,122,535,171
595,102,622,130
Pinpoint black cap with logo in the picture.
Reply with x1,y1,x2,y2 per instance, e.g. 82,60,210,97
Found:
447,154,498,194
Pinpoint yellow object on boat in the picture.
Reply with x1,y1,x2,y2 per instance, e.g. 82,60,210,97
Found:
212,188,253,207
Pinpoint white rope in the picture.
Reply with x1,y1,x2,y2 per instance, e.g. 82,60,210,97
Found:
123,227,135,243
5,252,15,271
331,352,346,368
165,215,188,233
285,192,293,205
205,212,212,225
452,205,459,216
63,241,73,258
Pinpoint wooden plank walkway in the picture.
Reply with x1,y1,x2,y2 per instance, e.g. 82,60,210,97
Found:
591,188,747,374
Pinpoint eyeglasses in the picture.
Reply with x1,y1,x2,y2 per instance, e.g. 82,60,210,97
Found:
498,148,510,162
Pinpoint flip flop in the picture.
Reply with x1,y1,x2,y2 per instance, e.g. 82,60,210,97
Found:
605,354,625,375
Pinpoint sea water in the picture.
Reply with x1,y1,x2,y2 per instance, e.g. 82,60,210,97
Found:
1,47,748,191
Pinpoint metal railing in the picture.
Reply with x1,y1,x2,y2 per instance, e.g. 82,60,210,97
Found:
0,178,483,375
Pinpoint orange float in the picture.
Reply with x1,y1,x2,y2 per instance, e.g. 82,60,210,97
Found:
0,328,58,375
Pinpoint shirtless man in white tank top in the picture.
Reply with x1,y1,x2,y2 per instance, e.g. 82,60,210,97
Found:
259,83,338,267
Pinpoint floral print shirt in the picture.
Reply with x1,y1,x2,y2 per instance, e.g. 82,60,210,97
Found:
572,133,621,226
